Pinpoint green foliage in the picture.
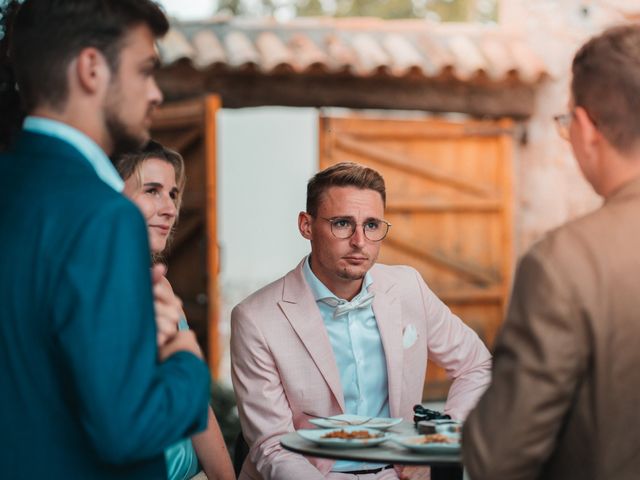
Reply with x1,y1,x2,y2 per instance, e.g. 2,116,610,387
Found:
216,0,241,15
295,0,325,17
420,0,498,22
216,0,497,22
333,0,416,19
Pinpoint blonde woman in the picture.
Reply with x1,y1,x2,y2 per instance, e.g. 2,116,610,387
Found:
116,141,235,480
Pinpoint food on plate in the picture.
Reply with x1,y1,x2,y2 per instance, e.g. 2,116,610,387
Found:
321,429,384,440
411,433,456,444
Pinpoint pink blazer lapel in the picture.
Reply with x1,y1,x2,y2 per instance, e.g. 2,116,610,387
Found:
370,271,404,418
278,261,346,412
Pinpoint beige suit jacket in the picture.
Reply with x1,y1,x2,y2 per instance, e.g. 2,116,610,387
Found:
463,177,640,480
231,260,491,480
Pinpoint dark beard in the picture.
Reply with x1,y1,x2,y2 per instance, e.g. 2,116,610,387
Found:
105,111,148,159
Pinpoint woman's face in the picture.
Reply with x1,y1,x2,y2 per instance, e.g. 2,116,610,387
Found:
123,158,179,254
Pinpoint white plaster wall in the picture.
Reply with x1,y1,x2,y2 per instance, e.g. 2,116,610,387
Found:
216,107,318,384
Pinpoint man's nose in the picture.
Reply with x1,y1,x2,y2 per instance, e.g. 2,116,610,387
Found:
349,225,366,247
149,77,163,106
159,195,177,217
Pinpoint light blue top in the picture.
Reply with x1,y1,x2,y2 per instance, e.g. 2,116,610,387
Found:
165,317,199,480
165,439,198,480
23,116,124,192
303,256,390,472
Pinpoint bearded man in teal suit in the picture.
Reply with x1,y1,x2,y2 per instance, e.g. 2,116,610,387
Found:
0,1,211,478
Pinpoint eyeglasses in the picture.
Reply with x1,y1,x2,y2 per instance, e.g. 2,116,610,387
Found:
553,112,574,141
318,216,391,242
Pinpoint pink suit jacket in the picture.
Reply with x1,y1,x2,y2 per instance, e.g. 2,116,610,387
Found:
231,259,491,480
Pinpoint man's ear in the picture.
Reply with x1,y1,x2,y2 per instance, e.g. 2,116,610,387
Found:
74,47,110,95
298,211,313,240
574,106,600,149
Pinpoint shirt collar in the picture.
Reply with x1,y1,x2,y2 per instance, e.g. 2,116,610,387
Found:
302,254,373,303
23,116,124,192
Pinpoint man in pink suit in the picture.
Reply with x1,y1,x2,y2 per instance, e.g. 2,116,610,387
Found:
231,162,491,480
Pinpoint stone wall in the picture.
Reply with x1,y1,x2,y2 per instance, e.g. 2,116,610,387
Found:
502,0,635,254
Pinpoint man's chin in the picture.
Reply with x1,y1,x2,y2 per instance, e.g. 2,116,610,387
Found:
338,268,367,281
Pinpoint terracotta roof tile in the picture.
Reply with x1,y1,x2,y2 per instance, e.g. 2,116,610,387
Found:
381,34,425,76
478,37,515,81
162,17,548,85
446,34,486,80
224,31,259,69
351,33,390,75
288,34,330,72
256,31,294,73
191,30,227,68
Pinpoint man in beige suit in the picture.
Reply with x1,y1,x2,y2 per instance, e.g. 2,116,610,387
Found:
463,25,640,480
231,162,491,480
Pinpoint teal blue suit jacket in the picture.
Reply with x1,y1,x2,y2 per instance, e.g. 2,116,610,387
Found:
0,132,211,478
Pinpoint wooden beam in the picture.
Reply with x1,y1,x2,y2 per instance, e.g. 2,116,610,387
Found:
151,96,205,129
168,128,203,154
204,95,221,380
156,65,536,118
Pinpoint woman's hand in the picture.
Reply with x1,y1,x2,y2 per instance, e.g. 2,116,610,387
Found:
151,264,183,347
158,330,204,362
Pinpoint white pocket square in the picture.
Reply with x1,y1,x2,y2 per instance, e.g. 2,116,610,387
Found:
402,324,418,349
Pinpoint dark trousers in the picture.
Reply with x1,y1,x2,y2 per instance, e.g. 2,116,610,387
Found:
431,466,463,480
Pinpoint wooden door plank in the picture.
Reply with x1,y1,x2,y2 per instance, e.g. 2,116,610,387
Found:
438,286,503,303
387,197,502,212
335,134,495,198
385,236,499,286
326,115,514,138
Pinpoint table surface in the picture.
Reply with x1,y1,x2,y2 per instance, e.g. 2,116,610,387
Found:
280,421,461,466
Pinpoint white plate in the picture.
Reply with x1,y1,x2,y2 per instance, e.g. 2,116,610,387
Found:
435,423,462,439
296,427,393,448
392,434,460,453
308,414,403,430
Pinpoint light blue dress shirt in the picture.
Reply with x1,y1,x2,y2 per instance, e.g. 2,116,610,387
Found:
303,256,390,473
23,116,124,192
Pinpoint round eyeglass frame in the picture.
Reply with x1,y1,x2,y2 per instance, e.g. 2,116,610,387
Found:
553,112,574,141
318,216,391,242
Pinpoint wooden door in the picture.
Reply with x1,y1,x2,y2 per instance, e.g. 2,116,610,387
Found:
319,113,514,400
151,95,222,378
